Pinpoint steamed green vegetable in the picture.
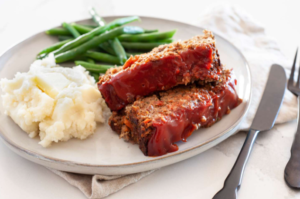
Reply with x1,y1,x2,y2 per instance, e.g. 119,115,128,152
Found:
62,22,80,38
110,38,127,64
75,61,114,73
37,39,73,57
86,58,95,64
52,16,140,56
99,42,116,55
58,35,73,41
148,38,173,43
121,41,172,51
72,23,93,34
89,7,106,27
55,26,144,63
40,10,177,68
126,52,142,57
118,30,176,42
46,28,72,36
83,24,98,28
89,7,127,64
144,29,158,33
91,72,100,81
85,51,121,65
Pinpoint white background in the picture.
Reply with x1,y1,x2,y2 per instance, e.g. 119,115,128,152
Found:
0,0,300,198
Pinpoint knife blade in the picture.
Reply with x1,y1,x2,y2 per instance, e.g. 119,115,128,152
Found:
251,64,287,131
213,64,287,199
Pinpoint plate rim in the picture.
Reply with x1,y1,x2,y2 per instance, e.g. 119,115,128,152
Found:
0,15,252,168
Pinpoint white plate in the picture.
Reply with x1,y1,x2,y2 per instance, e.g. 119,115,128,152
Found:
0,16,251,175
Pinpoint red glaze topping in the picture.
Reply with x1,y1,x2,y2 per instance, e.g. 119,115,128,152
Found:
147,78,241,156
99,46,220,111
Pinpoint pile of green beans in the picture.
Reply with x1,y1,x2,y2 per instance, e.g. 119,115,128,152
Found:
37,7,177,80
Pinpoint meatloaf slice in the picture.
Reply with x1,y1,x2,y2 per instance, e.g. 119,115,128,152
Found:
98,30,222,111
109,70,241,156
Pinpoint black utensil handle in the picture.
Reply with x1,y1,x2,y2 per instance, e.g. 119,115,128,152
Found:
284,97,300,188
213,129,259,199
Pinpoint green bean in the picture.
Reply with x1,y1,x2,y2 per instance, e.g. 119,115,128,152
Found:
37,53,47,60
74,54,89,61
89,7,106,27
121,41,170,51
75,61,114,73
99,42,116,55
52,16,140,56
62,22,81,38
72,23,93,34
83,24,98,29
118,30,176,42
58,35,74,41
88,8,114,54
55,26,144,63
85,51,121,65
126,52,142,57
92,46,108,53
149,38,173,43
91,72,100,81
37,39,73,56
144,29,158,33
89,8,120,58
86,58,95,64
89,9,127,64
110,38,127,64
120,38,173,43
46,28,72,36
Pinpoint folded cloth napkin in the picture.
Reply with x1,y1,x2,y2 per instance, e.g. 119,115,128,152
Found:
196,5,297,130
51,5,297,198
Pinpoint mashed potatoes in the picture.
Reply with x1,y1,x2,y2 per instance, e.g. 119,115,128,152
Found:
0,54,107,147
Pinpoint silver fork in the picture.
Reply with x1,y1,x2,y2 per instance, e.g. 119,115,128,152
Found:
284,49,300,188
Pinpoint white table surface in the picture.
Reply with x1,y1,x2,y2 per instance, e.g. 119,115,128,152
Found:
0,0,300,198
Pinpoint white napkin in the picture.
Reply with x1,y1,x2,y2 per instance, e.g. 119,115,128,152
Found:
196,5,297,130
51,5,297,198
50,169,155,198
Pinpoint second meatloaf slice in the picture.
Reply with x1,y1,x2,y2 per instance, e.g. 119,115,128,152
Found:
109,70,241,156
98,30,222,111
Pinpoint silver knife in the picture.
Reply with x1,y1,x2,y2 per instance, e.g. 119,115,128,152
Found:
213,64,287,199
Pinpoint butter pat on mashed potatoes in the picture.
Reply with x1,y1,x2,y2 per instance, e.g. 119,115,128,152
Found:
0,54,107,147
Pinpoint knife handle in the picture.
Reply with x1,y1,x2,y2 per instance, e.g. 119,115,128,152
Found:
213,129,259,199
284,97,300,188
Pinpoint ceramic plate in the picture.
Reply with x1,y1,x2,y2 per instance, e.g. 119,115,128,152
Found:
0,16,251,175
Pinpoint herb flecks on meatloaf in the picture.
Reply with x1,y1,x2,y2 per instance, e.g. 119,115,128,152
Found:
98,30,222,111
109,70,241,156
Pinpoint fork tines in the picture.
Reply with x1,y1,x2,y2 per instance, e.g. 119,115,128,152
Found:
288,48,300,95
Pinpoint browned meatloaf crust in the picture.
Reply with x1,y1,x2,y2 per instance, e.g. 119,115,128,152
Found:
98,30,222,111
109,70,241,156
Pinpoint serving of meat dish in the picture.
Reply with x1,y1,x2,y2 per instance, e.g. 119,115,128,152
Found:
109,70,241,156
98,30,222,111
98,30,242,156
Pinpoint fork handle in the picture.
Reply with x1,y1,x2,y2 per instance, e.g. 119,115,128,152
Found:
213,129,259,199
284,97,300,188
